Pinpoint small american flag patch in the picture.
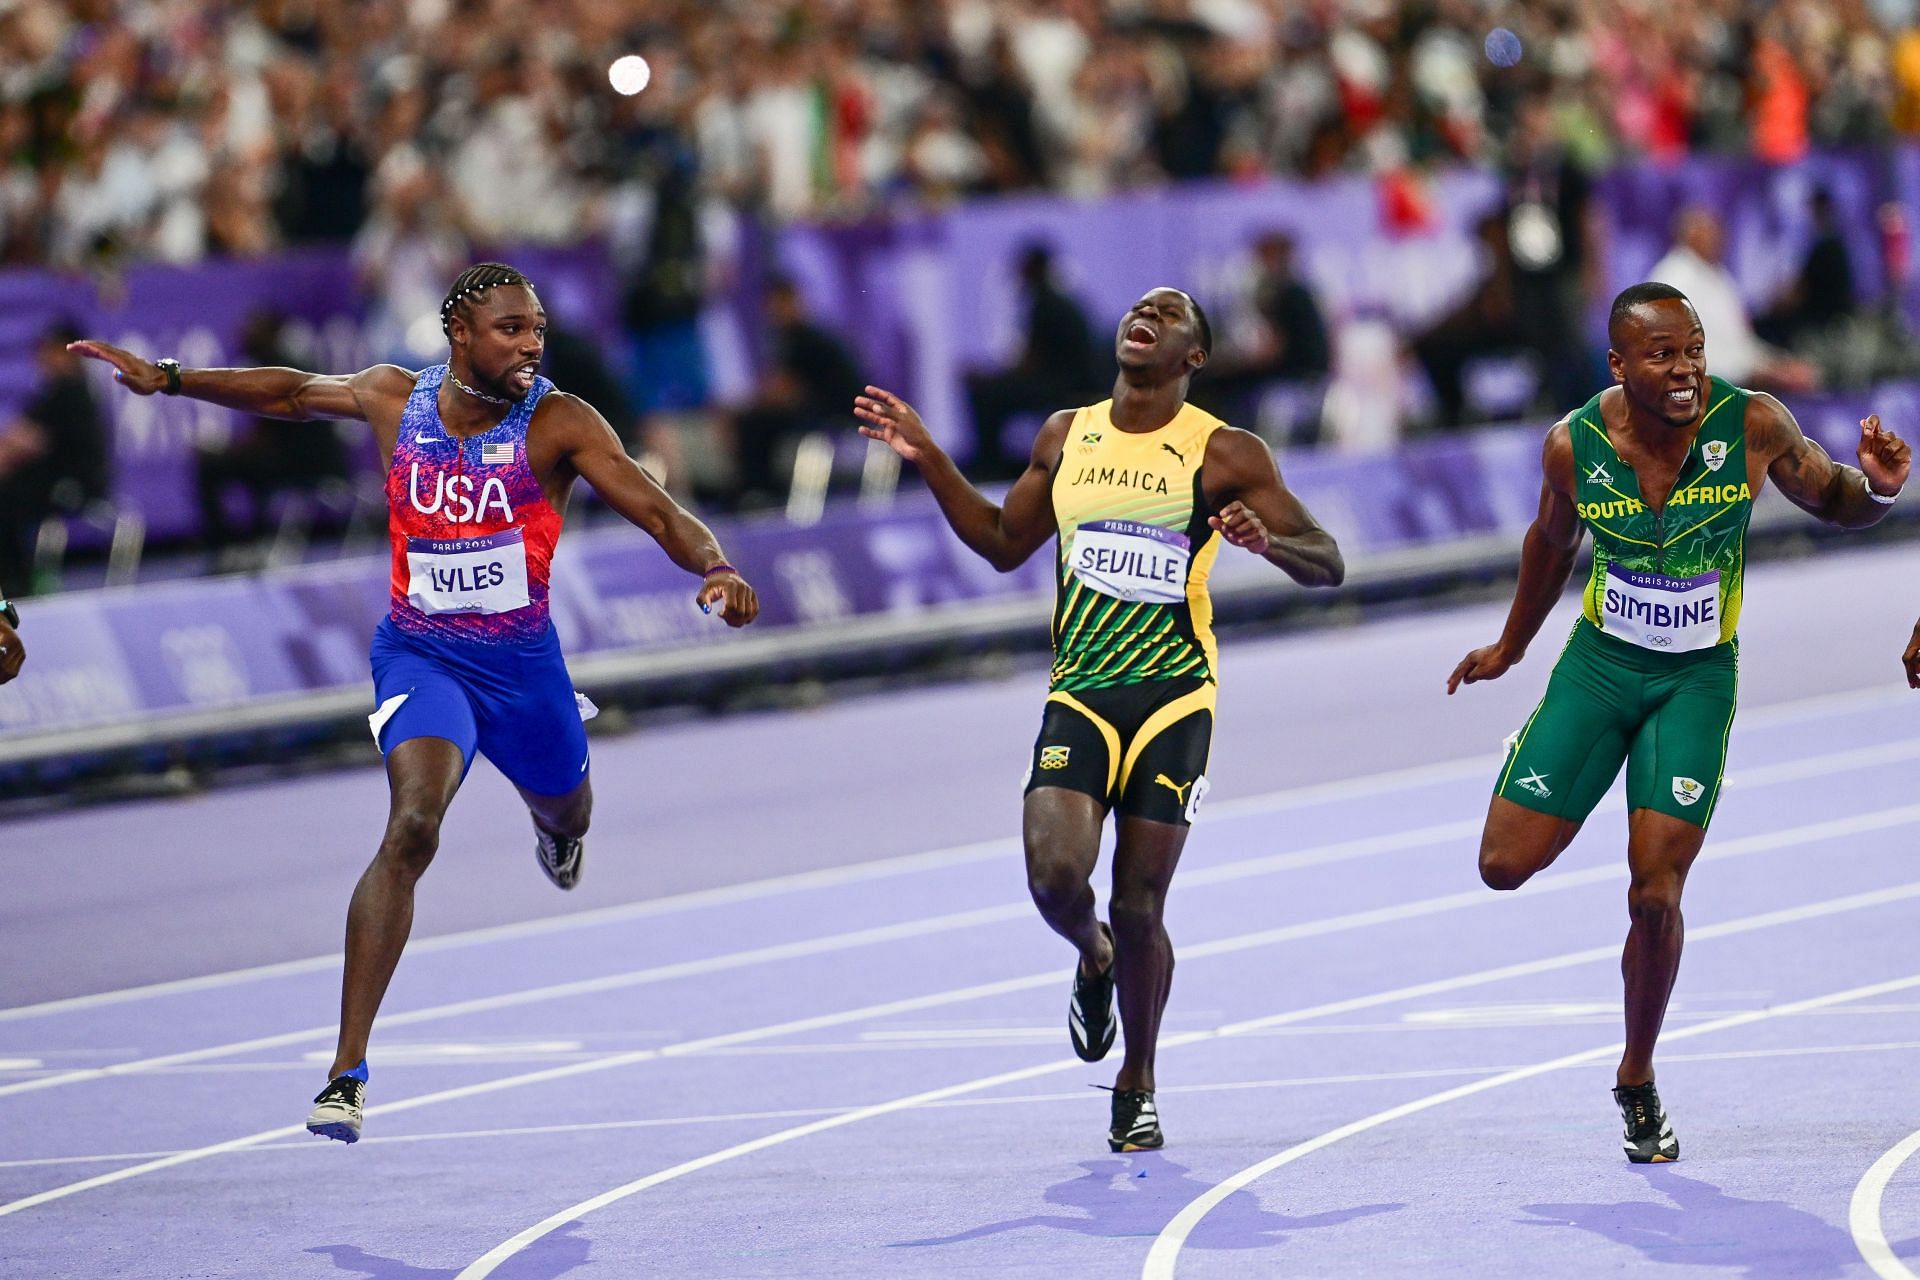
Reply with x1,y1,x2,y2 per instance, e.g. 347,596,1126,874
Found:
480,442,514,465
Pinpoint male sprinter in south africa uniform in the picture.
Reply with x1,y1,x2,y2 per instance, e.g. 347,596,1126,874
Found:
72,264,760,1144
856,287,1344,1151
1449,283,1910,1162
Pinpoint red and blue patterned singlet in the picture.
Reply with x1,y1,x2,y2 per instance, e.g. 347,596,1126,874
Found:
385,364,564,646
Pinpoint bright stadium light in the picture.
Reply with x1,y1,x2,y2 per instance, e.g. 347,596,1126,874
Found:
609,54,651,96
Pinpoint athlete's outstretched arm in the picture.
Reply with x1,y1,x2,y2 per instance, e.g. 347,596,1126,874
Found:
1448,422,1583,694
1199,427,1343,587
1750,393,1909,529
854,385,1057,572
1904,619,1920,689
67,340,411,424
545,393,758,625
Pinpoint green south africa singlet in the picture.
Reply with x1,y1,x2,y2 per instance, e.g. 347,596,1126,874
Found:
1048,401,1226,692
1571,376,1755,651
1492,378,1752,829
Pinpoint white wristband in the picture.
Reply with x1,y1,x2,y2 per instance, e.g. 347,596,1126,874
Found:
1866,474,1900,505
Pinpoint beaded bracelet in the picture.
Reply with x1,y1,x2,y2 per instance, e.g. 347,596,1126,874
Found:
1866,475,1901,506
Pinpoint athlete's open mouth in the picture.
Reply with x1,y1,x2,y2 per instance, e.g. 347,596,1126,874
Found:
508,363,538,391
1666,385,1698,407
1124,322,1158,347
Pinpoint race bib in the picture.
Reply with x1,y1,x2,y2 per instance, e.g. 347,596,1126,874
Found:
1601,564,1720,652
406,529,531,616
1070,519,1190,604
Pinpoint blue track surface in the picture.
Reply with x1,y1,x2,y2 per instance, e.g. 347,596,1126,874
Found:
4,545,1920,1279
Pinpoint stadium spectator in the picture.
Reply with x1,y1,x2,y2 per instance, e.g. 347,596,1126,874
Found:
1758,187,1858,349
963,243,1102,478
0,321,111,596
1649,206,1820,394
193,311,350,567
1191,230,1332,443
3,0,1909,259
1499,92,1600,421
728,275,866,510
1413,211,1522,430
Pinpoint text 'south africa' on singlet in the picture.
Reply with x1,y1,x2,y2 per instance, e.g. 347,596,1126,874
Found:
386,364,564,645
1049,401,1226,691
1570,375,1754,653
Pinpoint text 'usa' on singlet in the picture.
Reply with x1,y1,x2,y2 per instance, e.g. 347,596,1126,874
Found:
1049,400,1226,691
386,364,565,646
1570,375,1754,653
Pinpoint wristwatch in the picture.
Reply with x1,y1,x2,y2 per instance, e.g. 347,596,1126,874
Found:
0,598,17,629
155,358,183,395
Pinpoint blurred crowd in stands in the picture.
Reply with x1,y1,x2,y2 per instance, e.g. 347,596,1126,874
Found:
6,0,1920,263
7,0,1920,587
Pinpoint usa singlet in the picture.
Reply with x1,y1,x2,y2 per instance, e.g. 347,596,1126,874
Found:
387,363,564,644
1023,400,1227,826
366,364,593,797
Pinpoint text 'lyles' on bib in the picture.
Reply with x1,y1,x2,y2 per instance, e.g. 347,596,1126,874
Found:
406,528,532,617
1069,518,1192,604
1601,563,1721,653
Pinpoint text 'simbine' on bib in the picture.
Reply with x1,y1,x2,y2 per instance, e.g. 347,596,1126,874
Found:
1601,564,1720,653
406,528,532,617
1070,519,1191,604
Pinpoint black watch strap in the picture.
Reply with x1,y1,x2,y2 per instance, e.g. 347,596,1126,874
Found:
156,358,183,395
0,599,18,629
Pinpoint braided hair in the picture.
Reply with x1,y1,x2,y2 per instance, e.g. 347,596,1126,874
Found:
440,263,534,339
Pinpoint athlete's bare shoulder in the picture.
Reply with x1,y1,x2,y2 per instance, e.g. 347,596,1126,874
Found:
1028,408,1077,470
526,388,610,440
1201,423,1268,464
1542,416,1577,494
1740,390,1801,464
349,364,422,427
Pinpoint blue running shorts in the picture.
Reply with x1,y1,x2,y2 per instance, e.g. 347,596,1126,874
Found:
367,617,594,798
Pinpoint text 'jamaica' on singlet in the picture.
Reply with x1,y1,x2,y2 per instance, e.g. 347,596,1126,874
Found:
1049,400,1226,691
386,363,565,646
1570,375,1754,653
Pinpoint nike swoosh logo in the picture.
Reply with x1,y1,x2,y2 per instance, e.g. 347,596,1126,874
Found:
415,433,437,444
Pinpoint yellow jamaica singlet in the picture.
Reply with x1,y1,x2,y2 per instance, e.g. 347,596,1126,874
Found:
1048,400,1226,692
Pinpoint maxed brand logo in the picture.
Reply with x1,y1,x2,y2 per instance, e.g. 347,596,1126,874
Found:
408,462,515,523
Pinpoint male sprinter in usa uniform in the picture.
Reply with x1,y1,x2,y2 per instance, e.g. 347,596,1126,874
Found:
1449,283,1909,1162
856,287,1343,1150
72,264,759,1143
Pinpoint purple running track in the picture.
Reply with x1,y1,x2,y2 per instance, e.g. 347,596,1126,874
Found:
3,544,1920,1279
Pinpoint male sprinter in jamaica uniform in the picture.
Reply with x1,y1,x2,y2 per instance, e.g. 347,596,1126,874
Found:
72,264,760,1144
1449,282,1910,1162
856,287,1344,1150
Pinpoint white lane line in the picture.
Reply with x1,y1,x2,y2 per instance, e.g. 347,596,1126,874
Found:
1852,1128,1920,1279
0,760,1481,1024
3,801,1915,1221
1142,968,1920,1280
448,877,1920,1279
4,681,1900,1024
19,1035,1920,1174
0,815,1481,1100
12,735,1914,1101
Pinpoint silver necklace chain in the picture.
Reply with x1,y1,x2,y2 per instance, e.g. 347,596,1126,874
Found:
448,370,510,405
